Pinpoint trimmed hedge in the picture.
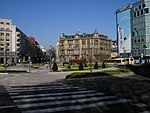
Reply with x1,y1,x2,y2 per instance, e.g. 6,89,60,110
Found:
52,62,58,71
94,62,98,69
0,70,27,73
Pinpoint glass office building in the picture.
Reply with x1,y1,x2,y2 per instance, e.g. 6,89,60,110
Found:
116,0,150,63
132,0,150,63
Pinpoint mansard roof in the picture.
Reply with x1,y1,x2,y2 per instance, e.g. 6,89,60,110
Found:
61,32,108,39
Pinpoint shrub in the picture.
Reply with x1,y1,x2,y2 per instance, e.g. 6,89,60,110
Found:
79,62,84,70
94,62,98,69
84,63,88,67
102,62,106,68
52,62,58,71
68,64,71,69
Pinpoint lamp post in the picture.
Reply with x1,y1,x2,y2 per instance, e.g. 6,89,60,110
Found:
4,43,8,73
28,56,31,72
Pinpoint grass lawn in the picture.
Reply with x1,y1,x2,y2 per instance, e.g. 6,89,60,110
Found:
59,63,111,72
65,68,132,79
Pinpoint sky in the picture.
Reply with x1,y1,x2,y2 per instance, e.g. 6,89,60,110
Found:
0,0,137,49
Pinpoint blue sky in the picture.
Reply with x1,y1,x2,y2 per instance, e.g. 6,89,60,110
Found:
0,0,136,49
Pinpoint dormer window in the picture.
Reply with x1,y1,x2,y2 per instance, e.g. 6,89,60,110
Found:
6,22,10,25
0,22,4,24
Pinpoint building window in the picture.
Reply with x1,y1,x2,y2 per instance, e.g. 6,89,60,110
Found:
141,38,144,42
7,43,9,46
0,33,4,36
6,33,10,36
138,39,140,42
134,12,136,17
139,5,141,9
6,22,10,25
143,4,146,8
137,11,139,16
94,39,98,44
145,8,149,14
0,22,4,24
6,28,10,31
17,34,20,37
0,48,4,51
6,48,9,51
1,43,4,46
0,38,4,41
132,32,135,36
136,31,138,36
1,28,4,31
6,38,9,41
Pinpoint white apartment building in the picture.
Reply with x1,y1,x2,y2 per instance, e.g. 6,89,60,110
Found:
0,18,18,64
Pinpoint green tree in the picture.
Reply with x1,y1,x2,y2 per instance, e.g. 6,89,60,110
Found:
102,62,106,68
84,63,88,67
52,62,58,71
94,62,98,69
79,62,84,70
68,64,71,69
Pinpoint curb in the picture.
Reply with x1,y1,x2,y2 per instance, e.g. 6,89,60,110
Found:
0,73,9,75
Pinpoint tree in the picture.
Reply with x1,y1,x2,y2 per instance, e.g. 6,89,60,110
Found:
94,62,99,69
84,63,88,67
102,62,106,68
52,62,58,71
79,62,84,70
68,64,71,69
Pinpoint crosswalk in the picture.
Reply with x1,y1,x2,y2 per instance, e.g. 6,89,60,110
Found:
2,82,134,113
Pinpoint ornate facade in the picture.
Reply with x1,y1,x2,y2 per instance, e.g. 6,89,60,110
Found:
57,30,112,64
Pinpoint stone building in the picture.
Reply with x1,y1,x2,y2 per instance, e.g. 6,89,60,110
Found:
0,18,17,64
0,18,46,64
57,30,111,64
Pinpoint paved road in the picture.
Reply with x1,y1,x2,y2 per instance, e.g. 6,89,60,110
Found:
1,66,150,113
0,65,119,86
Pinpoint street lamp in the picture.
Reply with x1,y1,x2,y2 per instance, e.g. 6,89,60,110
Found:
28,56,31,72
4,43,8,73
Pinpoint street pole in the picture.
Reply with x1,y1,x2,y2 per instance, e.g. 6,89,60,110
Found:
28,56,31,72
4,50,7,73
4,43,7,73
